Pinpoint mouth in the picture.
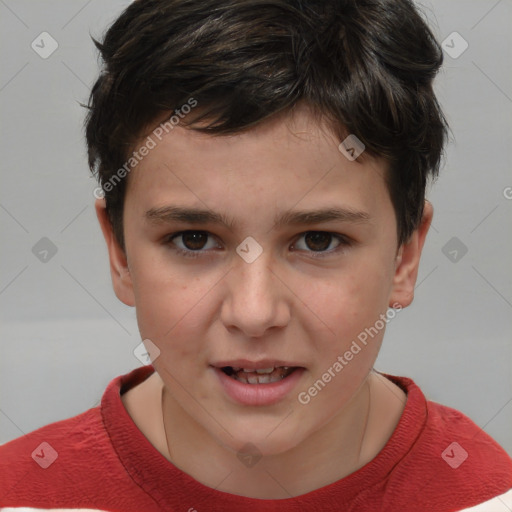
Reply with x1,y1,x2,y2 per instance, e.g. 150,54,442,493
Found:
210,359,306,406
212,361,306,406
220,365,299,384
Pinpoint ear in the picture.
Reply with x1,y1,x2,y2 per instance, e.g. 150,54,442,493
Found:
389,201,433,308
95,198,135,307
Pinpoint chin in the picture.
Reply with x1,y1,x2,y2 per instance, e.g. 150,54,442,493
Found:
213,420,307,458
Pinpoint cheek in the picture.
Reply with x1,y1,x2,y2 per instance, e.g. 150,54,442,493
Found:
129,251,200,339
298,267,390,417
129,253,222,372
326,263,392,327
306,257,394,366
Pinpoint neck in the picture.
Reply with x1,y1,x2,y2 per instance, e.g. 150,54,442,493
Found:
161,374,375,499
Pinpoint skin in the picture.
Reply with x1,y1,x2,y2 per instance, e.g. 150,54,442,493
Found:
96,104,433,499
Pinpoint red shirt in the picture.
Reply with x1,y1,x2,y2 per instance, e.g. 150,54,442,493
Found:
1,365,511,511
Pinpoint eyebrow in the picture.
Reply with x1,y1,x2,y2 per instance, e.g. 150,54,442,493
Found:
145,205,371,231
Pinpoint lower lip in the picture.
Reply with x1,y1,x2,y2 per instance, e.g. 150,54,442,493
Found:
213,367,305,406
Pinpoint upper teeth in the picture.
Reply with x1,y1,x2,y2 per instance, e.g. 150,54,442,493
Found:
233,366,290,374
253,367,274,374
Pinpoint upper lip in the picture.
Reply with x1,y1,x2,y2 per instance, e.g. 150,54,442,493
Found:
211,359,304,370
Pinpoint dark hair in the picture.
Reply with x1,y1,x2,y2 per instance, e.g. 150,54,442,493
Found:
85,0,450,250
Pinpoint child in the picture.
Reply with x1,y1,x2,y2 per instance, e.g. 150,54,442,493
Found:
1,0,511,510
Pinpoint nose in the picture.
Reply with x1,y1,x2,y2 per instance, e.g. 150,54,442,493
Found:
220,252,291,339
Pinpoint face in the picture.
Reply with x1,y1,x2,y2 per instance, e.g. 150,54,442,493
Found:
97,105,428,456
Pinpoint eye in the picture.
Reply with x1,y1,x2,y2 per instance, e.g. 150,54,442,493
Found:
292,231,350,258
167,231,220,258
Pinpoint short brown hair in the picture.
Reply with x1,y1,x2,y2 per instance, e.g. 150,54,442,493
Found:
84,0,450,250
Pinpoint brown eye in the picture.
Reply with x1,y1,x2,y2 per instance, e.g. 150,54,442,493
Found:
169,231,218,255
180,231,209,250
303,232,333,252
292,231,350,258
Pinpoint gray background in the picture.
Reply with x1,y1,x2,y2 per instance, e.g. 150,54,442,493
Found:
1,0,511,457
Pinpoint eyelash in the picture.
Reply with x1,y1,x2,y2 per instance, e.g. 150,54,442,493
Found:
165,230,352,260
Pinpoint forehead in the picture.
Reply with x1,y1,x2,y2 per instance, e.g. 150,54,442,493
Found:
124,107,392,227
